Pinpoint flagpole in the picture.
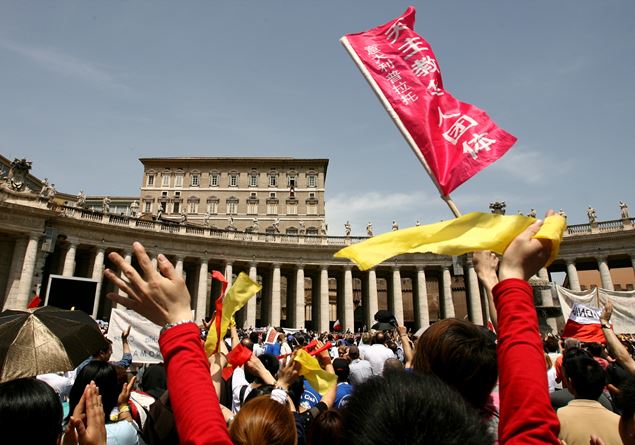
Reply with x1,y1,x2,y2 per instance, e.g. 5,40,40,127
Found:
340,36,461,218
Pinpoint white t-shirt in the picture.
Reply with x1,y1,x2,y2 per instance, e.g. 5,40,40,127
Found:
364,344,396,375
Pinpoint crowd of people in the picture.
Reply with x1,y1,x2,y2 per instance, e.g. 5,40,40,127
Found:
2,212,635,445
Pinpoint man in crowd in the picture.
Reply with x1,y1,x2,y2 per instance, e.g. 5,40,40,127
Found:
557,350,622,445
363,331,395,375
347,345,372,386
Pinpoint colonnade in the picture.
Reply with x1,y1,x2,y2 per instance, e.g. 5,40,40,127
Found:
3,227,635,333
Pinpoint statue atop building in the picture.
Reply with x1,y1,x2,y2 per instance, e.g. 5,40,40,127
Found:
527,208,537,218
228,215,235,230
5,158,32,192
39,178,51,198
620,201,629,220
392,221,399,231
272,217,280,233
558,208,567,220
320,220,328,235
416,220,421,226
299,219,305,234
77,190,87,208
129,200,139,217
586,206,597,224
252,217,260,232
366,221,373,237
344,221,351,236
102,196,111,214
489,201,506,215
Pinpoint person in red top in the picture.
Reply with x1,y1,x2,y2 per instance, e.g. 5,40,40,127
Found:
104,242,232,445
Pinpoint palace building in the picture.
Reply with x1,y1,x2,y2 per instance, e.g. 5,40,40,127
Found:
1,154,634,333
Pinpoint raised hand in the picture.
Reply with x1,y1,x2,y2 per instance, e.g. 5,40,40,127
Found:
117,375,136,406
499,210,555,282
63,381,107,445
103,242,192,326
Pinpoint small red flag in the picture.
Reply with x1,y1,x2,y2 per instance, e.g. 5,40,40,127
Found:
27,295,42,309
342,7,516,195
222,343,253,380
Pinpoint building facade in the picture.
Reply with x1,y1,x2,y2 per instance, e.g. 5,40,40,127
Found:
1,155,634,333
138,157,328,234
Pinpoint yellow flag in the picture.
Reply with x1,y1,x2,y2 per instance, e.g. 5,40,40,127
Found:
293,349,337,395
334,212,566,271
205,272,261,356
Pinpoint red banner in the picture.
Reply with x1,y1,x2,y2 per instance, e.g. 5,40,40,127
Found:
342,7,516,196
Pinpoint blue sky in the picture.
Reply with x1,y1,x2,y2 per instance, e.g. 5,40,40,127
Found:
1,1,633,235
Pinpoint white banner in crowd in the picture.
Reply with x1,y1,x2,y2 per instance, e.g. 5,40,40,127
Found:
107,309,163,364
556,285,635,334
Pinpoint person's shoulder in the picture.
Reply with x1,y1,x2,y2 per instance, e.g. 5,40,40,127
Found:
106,420,140,444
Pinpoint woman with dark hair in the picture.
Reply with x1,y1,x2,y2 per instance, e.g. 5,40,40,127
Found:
68,361,142,444
307,408,343,445
413,317,499,431
0,377,63,444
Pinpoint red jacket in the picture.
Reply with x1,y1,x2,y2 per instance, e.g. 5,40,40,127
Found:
494,278,560,445
159,323,232,445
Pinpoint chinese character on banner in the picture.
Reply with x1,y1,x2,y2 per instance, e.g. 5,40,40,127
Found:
341,6,517,196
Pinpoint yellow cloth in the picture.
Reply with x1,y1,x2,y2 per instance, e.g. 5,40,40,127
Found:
334,212,566,271
293,349,337,395
205,272,261,356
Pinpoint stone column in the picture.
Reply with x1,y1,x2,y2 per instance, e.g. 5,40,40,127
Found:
597,256,614,291
243,263,258,329
91,247,105,318
12,235,39,310
538,267,558,331
441,265,455,319
195,259,209,321
175,256,184,278
62,242,77,277
390,267,404,324
319,267,330,332
414,267,429,330
224,262,233,287
3,237,28,310
565,259,581,291
295,266,305,329
466,261,484,325
342,266,355,332
269,264,281,327
366,269,378,330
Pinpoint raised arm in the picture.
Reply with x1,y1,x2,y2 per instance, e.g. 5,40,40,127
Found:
495,213,560,445
473,251,499,330
104,242,232,445
397,324,414,369
600,300,635,375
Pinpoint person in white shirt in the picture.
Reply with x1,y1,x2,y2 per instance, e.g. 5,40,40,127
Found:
347,345,373,386
363,332,396,376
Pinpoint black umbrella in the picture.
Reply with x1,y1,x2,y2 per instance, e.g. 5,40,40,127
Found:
0,306,109,382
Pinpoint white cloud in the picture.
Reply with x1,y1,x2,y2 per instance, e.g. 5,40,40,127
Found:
0,39,123,89
490,146,572,185
325,191,446,236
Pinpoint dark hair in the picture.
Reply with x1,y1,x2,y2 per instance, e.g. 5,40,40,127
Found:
347,345,360,360
543,335,559,353
307,408,343,445
413,319,497,409
245,353,279,384
69,361,119,422
375,332,386,345
585,342,603,358
617,374,635,418
382,358,405,376
249,331,260,344
0,378,63,444
244,384,275,405
563,354,606,400
342,372,492,445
